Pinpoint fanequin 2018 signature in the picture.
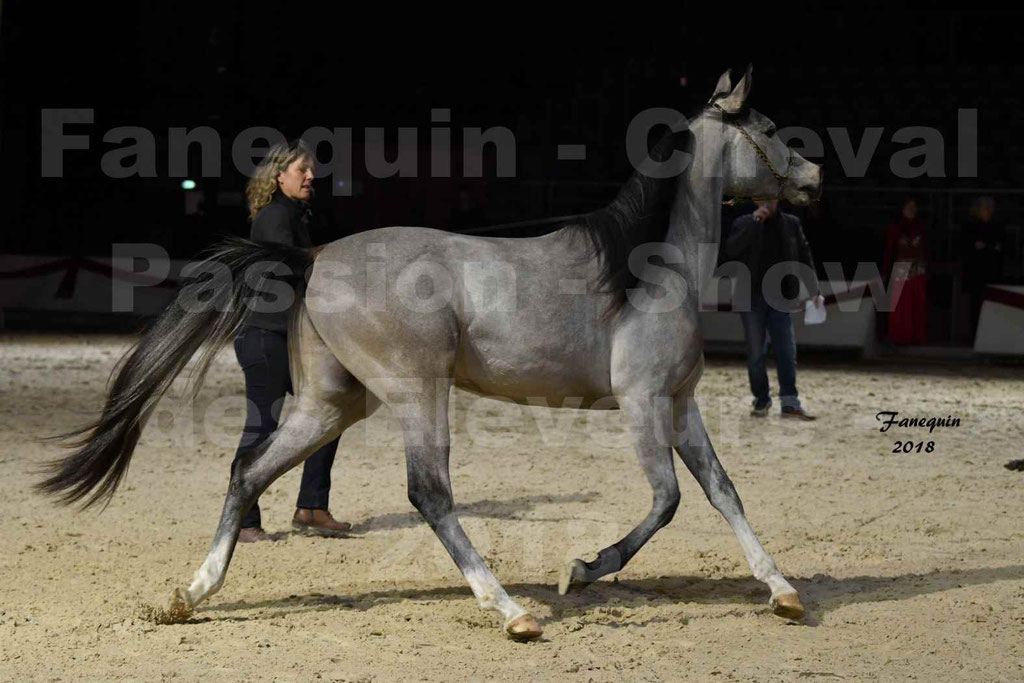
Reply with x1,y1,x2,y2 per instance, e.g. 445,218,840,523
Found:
875,411,961,454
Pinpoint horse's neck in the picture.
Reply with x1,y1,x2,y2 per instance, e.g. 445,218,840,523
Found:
665,135,724,289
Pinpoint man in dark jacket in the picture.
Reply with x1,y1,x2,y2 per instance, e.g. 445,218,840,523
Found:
961,196,1007,337
724,199,820,420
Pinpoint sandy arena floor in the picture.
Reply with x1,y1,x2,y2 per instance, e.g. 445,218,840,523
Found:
0,334,1021,681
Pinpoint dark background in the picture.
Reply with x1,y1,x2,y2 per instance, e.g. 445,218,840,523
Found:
1,5,1022,342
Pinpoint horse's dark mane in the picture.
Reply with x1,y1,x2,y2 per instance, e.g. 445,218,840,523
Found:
560,126,694,314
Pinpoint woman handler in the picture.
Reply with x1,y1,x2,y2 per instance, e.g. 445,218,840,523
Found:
234,139,350,542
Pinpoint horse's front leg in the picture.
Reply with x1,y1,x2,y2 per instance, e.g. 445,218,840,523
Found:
397,385,542,641
673,393,804,620
558,390,680,593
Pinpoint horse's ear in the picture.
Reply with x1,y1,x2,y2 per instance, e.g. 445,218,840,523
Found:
708,69,732,102
712,64,753,114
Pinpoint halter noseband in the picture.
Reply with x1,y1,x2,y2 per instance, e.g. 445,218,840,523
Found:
712,103,794,206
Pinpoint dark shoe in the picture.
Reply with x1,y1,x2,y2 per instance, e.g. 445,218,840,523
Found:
751,400,771,417
292,508,352,537
781,407,817,421
238,526,273,543
1005,459,1024,472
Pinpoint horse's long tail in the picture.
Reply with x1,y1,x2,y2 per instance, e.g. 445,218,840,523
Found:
36,236,317,509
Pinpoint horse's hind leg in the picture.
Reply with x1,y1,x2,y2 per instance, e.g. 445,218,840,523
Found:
673,393,803,620
168,321,377,619
173,387,374,617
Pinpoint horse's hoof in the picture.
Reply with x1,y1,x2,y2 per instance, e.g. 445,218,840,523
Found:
557,559,591,596
770,592,805,621
505,614,543,641
167,588,194,623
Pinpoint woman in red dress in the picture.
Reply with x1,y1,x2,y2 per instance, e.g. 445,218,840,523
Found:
883,198,928,345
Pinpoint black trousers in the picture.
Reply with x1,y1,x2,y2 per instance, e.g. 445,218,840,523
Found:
233,325,339,528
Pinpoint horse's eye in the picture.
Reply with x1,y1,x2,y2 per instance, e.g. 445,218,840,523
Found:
765,126,776,137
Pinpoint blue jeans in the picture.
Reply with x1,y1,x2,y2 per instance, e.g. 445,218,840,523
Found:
739,295,801,410
233,326,340,528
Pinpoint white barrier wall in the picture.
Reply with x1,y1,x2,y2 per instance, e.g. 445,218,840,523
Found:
973,285,1024,355
699,279,878,351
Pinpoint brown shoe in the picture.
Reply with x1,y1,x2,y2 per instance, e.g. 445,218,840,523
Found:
238,526,273,543
292,508,352,537
781,407,817,421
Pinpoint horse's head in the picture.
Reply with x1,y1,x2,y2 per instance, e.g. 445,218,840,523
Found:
704,66,821,206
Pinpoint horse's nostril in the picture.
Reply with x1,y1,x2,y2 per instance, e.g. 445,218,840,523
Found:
796,168,823,200
794,181,822,201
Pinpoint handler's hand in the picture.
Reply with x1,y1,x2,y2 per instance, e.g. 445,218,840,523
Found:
752,206,772,223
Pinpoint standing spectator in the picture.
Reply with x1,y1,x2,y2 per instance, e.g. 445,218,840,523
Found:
724,199,822,420
962,197,1007,337
883,198,928,345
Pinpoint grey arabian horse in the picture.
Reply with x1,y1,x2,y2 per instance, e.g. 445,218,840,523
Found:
40,67,821,641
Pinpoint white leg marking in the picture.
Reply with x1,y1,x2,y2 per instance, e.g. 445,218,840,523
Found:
464,566,527,626
730,519,796,598
186,541,231,607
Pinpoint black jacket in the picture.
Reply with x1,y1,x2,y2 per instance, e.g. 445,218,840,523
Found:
724,211,819,306
961,218,1006,288
244,192,313,332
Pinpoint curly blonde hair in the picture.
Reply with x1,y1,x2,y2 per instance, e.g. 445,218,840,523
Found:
245,139,314,219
